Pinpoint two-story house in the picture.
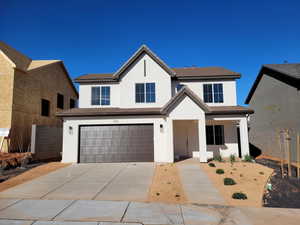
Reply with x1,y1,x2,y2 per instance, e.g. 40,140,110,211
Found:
0,41,78,155
57,45,253,163
245,63,300,162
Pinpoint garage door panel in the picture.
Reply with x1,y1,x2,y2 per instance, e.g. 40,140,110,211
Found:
79,124,154,163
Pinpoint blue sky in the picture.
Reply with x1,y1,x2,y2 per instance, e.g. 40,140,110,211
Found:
1,0,300,105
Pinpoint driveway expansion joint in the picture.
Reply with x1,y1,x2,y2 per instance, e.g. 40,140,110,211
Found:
120,201,131,222
91,163,129,200
39,167,92,199
50,199,77,220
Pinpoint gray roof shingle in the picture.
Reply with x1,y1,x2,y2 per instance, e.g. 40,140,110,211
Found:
264,63,300,79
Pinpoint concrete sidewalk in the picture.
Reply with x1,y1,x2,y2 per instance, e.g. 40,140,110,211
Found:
0,199,299,225
178,163,225,205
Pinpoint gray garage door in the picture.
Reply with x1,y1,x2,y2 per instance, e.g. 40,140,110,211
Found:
79,124,154,163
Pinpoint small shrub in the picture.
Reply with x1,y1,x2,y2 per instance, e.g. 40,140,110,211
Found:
208,162,216,167
259,171,264,175
240,174,243,177
214,155,223,162
243,154,253,162
216,169,225,174
230,154,236,165
232,192,247,200
224,178,236,185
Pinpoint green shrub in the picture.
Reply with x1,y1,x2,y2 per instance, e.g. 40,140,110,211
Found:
208,162,216,167
232,192,247,200
230,154,236,165
243,154,253,162
224,178,236,185
216,169,225,174
213,155,223,162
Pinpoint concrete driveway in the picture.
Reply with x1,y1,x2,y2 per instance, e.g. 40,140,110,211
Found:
0,160,225,205
0,163,154,201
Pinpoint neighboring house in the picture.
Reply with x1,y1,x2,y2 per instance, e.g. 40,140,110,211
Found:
0,41,78,154
57,45,253,163
245,63,300,161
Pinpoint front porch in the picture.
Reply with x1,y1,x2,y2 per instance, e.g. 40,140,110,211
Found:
172,116,250,162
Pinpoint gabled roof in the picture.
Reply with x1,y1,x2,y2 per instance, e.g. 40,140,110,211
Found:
173,67,241,79
75,45,241,83
0,41,32,71
114,45,176,79
161,86,210,114
0,41,78,97
245,63,300,104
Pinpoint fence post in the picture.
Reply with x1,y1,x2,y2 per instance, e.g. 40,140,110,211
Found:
285,129,292,177
30,124,36,155
297,133,300,179
278,131,284,178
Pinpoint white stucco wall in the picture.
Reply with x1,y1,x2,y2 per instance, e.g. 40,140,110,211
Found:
62,116,174,163
79,83,120,108
78,52,172,108
168,96,207,162
171,80,237,106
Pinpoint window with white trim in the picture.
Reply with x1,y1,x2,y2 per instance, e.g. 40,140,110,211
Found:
206,125,225,145
135,83,156,103
91,86,110,105
203,83,223,103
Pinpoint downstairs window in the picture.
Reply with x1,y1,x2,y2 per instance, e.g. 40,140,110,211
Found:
206,125,225,145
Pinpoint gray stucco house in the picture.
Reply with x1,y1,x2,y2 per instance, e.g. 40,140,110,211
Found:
245,63,300,161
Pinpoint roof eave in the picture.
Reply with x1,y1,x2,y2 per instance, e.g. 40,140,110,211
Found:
245,65,300,104
206,110,254,115
175,74,241,80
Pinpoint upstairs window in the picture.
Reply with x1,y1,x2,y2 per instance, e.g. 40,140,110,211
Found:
41,99,50,117
57,93,64,109
146,83,155,103
91,86,110,106
70,99,76,109
101,86,110,105
213,83,224,103
135,83,156,103
203,83,223,103
176,84,184,92
206,125,225,145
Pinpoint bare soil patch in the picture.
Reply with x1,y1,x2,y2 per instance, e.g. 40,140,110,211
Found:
148,163,187,204
200,161,273,207
0,162,70,192
256,158,300,208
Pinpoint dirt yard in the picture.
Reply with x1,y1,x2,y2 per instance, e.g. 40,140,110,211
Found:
148,163,187,204
0,162,70,192
200,161,273,207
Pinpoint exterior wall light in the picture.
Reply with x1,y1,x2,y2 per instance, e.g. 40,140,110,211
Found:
69,126,73,135
160,124,164,132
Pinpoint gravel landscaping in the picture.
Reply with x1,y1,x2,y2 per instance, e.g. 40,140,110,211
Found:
256,158,300,208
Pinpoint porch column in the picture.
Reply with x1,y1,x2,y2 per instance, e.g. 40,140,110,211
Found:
198,117,207,162
239,117,250,157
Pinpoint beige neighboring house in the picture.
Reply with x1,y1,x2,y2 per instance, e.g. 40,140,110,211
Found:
0,41,78,152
